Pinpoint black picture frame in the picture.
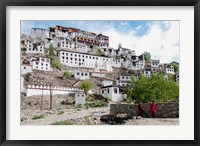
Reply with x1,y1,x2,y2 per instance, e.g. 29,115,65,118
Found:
0,0,199,146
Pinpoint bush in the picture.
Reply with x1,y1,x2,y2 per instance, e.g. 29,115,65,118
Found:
32,114,45,120
85,100,107,108
103,96,110,102
51,59,63,69
57,111,64,115
51,120,75,125
63,70,71,78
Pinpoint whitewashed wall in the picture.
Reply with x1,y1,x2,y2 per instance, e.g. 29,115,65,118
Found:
26,85,82,96
21,64,32,75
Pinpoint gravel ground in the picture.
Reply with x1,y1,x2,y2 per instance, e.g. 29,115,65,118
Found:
21,106,179,125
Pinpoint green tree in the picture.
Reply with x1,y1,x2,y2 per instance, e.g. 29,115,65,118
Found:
143,51,151,62
127,73,179,103
48,44,63,69
171,63,179,73
79,81,93,95
48,44,55,56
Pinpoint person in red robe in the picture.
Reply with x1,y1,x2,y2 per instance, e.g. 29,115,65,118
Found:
138,102,145,117
150,101,156,118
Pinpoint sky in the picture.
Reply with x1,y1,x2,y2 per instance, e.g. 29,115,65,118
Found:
21,20,179,63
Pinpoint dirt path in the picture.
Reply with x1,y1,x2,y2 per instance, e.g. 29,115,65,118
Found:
21,106,179,125
21,107,110,125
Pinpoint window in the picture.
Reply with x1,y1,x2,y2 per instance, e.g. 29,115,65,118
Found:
81,73,84,76
36,62,38,65
85,73,87,76
66,57,68,60
62,52,64,55
62,57,64,59
107,88,109,93
86,56,88,58
46,68,48,70
24,67,26,69
114,88,118,93
102,89,104,94
122,76,125,79
46,64,48,66
77,72,80,75
93,57,95,59
79,55,81,57
75,54,77,57
41,59,45,62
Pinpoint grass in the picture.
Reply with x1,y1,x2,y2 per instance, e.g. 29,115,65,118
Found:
32,114,45,120
51,120,75,125
85,100,108,108
58,111,64,115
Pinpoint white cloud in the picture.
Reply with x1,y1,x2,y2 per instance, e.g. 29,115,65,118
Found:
101,21,179,63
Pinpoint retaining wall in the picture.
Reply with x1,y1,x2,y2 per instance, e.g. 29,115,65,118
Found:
110,101,179,118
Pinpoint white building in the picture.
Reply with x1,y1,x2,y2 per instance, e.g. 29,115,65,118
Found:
143,70,152,77
101,79,113,86
151,60,160,68
101,85,126,102
165,65,175,74
75,43,90,53
74,71,90,80
26,40,44,54
30,28,49,41
60,39,75,49
112,58,121,68
30,57,51,71
91,72,106,78
21,64,32,75
75,93,86,105
58,50,113,72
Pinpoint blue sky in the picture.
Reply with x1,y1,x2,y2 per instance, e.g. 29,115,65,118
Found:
21,20,179,63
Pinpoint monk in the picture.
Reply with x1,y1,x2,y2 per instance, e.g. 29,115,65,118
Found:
138,102,145,117
150,101,156,118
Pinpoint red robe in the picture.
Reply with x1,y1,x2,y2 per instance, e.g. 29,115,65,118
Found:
150,103,156,118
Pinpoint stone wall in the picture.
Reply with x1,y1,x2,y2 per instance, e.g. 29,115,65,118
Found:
110,101,179,118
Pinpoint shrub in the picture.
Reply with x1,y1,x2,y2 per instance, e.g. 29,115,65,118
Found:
85,100,107,108
32,114,45,120
58,111,64,115
51,120,75,125
51,59,63,69
63,70,71,78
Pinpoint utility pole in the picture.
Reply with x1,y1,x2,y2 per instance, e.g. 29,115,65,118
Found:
50,84,52,110
40,88,43,110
